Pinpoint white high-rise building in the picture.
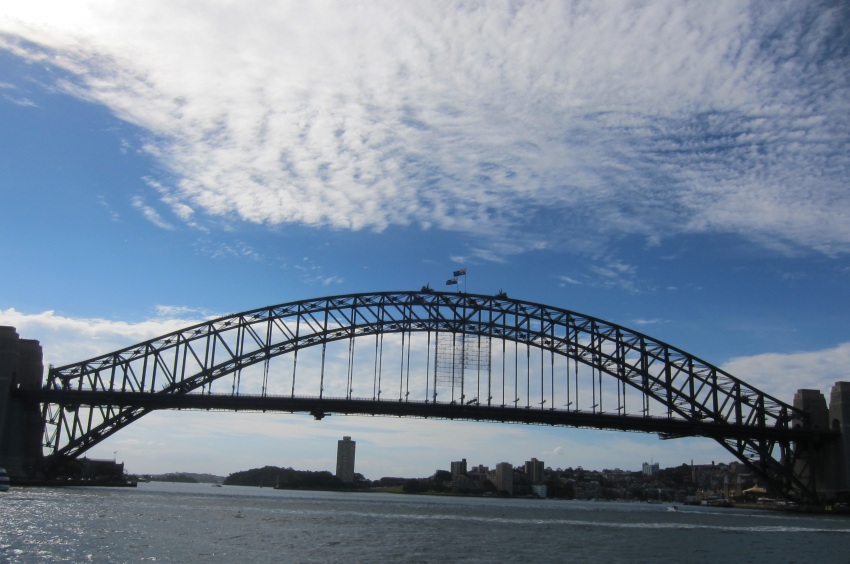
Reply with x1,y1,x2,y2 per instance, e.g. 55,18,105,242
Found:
336,436,356,483
642,461,659,476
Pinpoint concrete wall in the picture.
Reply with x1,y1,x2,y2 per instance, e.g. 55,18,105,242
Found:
0,326,44,477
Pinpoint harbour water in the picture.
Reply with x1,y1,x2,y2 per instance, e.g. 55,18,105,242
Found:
2,482,849,563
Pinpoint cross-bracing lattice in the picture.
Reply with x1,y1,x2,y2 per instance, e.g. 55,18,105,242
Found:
435,332,490,403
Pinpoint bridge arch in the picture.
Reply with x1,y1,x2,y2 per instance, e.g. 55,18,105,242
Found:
33,290,828,501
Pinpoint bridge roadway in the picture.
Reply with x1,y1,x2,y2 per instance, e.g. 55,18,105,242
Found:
19,388,831,444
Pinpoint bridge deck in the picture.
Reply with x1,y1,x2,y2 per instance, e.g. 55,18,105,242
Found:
20,388,834,444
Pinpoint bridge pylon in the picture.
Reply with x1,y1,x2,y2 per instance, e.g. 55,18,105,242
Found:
0,326,45,478
793,384,850,501
829,382,850,495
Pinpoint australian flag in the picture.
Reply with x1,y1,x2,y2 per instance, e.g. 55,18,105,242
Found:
446,277,458,285
453,268,466,277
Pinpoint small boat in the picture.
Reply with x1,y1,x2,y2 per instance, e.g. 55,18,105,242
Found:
0,467,10,492
667,506,678,512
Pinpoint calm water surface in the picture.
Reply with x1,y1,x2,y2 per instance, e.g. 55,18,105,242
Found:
2,482,848,562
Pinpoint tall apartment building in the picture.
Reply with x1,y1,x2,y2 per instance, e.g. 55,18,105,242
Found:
524,458,544,484
451,458,467,479
642,461,659,476
494,462,513,495
336,436,356,483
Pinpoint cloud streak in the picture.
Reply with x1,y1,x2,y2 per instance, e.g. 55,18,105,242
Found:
1,1,848,259
131,195,174,230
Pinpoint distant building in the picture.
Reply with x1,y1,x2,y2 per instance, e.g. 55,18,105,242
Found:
494,462,513,495
336,436,356,483
375,477,407,487
451,458,467,479
79,457,124,480
532,484,548,498
525,458,544,484
642,462,660,476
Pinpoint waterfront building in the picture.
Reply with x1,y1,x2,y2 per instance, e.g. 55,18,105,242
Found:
336,436,356,483
494,462,513,495
78,457,125,480
450,458,467,479
532,484,548,498
642,461,659,476
524,458,544,484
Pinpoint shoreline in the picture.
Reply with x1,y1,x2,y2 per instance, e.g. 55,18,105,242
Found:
9,477,137,488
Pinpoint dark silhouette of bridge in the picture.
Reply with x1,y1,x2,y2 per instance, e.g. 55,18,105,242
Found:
2,290,848,503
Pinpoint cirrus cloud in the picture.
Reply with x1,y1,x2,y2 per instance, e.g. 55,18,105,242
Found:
1,1,848,258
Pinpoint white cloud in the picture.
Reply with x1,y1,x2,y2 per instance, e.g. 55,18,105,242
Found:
632,318,665,327
294,256,344,287
584,260,640,293
320,275,345,287
195,238,261,261
722,342,850,405
131,195,174,230
1,91,36,107
558,276,582,286
144,176,195,221
0,307,198,367
0,1,847,258
153,305,211,319
96,194,120,222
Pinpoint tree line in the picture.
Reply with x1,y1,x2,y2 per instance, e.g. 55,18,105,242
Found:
223,465,369,490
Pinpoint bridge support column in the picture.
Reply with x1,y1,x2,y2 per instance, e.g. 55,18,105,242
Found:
792,389,830,499
829,382,850,495
0,326,45,478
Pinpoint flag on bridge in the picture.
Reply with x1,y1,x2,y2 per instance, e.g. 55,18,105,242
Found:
453,268,466,277
446,277,458,285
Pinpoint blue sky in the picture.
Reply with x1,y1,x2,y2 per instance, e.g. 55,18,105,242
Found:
1,1,849,479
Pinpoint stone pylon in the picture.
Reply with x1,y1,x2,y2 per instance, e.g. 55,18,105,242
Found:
829,382,850,493
792,389,830,498
793,383,850,500
0,326,45,477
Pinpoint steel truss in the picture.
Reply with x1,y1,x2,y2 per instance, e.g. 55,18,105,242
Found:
30,290,833,501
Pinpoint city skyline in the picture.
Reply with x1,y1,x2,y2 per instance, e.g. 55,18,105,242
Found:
1,2,849,478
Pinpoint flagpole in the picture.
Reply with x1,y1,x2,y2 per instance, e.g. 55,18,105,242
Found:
446,267,467,292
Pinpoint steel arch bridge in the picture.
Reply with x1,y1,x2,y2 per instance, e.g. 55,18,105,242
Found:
26,290,832,501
